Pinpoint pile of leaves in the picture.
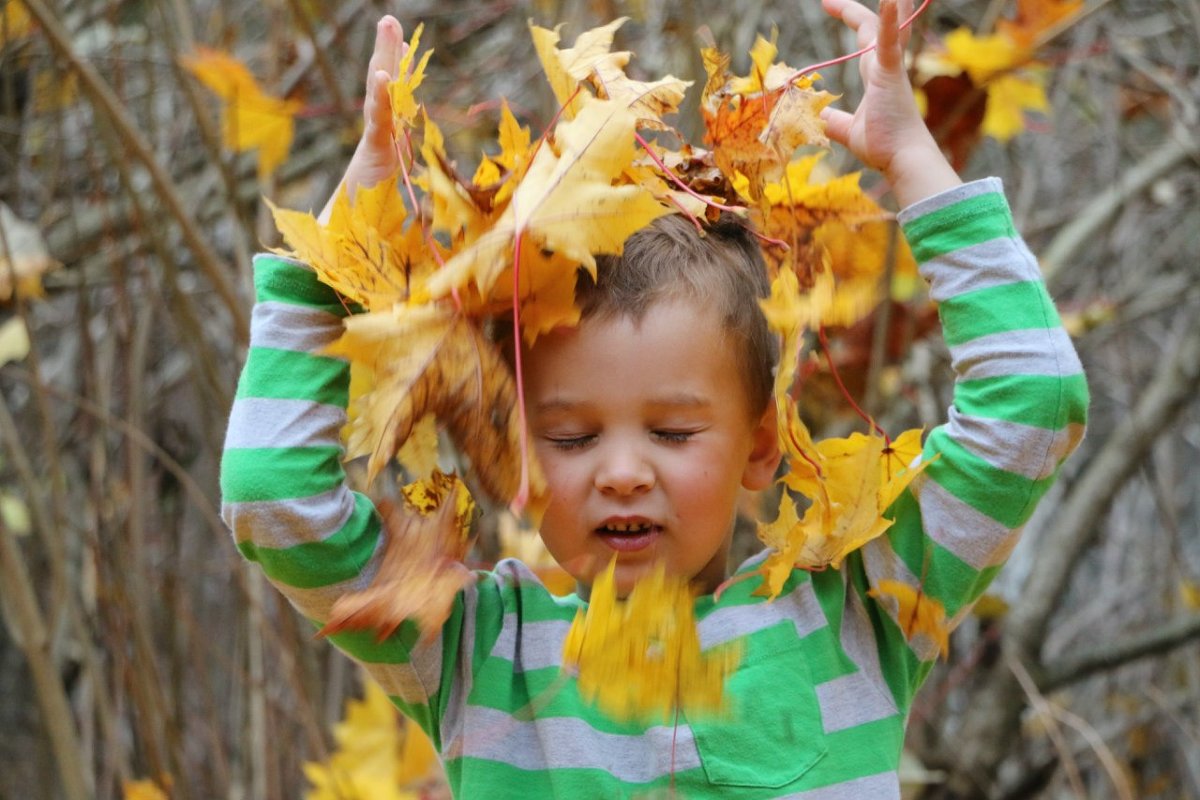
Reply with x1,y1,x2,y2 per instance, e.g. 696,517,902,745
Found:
261,4,1080,721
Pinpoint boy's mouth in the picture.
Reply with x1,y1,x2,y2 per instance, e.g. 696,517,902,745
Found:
595,520,661,553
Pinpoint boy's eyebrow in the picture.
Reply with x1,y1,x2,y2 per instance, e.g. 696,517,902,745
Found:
533,393,713,414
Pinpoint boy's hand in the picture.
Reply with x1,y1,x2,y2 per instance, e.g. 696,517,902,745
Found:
318,16,408,224
819,0,961,208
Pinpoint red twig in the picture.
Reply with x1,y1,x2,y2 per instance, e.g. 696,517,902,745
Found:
510,227,532,515
818,325,890,444
787,0,936,83
632,130,745,214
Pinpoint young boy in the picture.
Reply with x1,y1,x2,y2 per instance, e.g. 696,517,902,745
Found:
221,0,1088,796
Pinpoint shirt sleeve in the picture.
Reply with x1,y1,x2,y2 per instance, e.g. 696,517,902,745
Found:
219,254,466,743
854,178,1089,706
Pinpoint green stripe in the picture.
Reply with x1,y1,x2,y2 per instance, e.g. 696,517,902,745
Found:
255,256,350,316
811,716,904,784
925,429,1054,528
220,445,343,503
323,614,422,665
956,372,1088,431
885,492,999,618
939,280,1058,346
235,347,349,406
236,492,380,588
902,192,1014,264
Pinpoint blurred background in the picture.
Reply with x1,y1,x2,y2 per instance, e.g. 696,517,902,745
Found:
1,0,1197,797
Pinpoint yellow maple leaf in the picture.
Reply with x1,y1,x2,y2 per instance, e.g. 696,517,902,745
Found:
268,174,432,311
181,47,301,178
395,413,439,479
562,559,740,722
982,72,1049,141
304,680,442,800
868,580,951,658
939,28,1029,83
530,19,690,128
424,96,668,303
388,23,434,128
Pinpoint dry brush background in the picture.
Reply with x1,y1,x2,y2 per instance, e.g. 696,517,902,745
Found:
0,0,1198,798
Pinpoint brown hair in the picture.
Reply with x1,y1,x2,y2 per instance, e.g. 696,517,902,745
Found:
575,213,778,416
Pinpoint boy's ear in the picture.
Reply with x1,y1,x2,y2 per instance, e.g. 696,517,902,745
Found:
742,401,782,491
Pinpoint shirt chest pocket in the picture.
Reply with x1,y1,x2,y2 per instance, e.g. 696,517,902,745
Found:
687,633,828,789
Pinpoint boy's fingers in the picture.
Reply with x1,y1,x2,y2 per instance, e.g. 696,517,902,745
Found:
363,70,394,145
368,16,404,82
875,0,902,71
823,0,880,50
819,106,853,148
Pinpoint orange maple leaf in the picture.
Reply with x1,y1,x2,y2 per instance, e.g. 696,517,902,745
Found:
320,490,473,643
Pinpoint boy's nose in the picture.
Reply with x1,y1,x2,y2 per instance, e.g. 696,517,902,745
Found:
594,448,655,496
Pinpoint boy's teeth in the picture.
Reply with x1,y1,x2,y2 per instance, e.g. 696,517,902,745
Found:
604,522,651,533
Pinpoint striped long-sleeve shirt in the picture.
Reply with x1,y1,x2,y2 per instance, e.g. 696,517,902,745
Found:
221,178,1088,798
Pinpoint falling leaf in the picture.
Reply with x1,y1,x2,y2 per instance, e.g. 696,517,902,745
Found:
0,1,33,48
562,559,740,722
182,47,302,178
0,201,60,301
868,580,951,659
0,317,30,365
121,778,170,800
395,413,439,479
304,680,445,800
997,0,1085,49
981,72,1049,141
320,492,474,643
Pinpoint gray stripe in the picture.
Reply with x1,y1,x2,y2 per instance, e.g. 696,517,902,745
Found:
915,477,1022,571
699,579,826,649
264,545,382,625
896,176,1002,224
447,704,701,782
489,617,571,672
222,486,356,550
779,770,900,799
441,577,481,749
860,538,947,662
252,252,309,271
946,409,1083,481
918,238,1043,302
949,327,1080,380
372,661,437,706
251,300,345,353
815,671,898,734
820,583,900,731
224,397,346,450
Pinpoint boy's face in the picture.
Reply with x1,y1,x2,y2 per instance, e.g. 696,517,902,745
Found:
524,299,779,596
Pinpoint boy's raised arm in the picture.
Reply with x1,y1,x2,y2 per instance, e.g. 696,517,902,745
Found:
820,0,1088,700
219,17,461,740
